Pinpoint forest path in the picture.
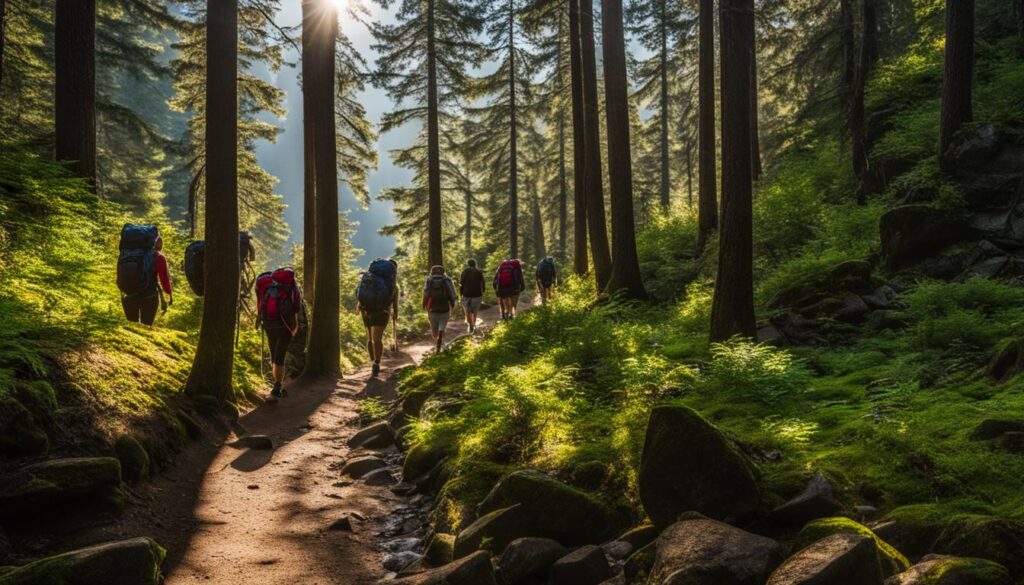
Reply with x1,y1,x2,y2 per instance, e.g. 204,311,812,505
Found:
98,299,518,585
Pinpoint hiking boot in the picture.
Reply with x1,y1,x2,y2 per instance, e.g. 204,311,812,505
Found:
371,362,380,377
271,382,282,398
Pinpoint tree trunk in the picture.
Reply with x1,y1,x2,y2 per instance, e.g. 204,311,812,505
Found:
55,0,96,187
301,0,316,303
425,0,444,268
1019,0,1024,41
508,2,519,259
696,0,718,255
558,110,568,263
569,0,589,276
852,0,877,188
580,0,612,289
303,2,341,378
602,0,646,299
685,139,694,209
185,0,239,402
531,190,546,261
1,0,7,101
465,188,472,255
709,0,756,343
839,0,855,114
659,5,670,208
938,0,974,169
749,46,761,180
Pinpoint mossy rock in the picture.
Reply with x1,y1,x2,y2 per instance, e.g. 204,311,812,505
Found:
403,441,451,483
623,541,655,584
477,469,617,546
886,554,1011,585
453,504,531,558
10,381,57,426
638,405,761,528
424,533,455,566
932,515,1024,579
796,517,909,577
881,504,958,559
175,409,202,440
0,537,165,585
0,397,49,459
114,436,150,483
0,457,123,518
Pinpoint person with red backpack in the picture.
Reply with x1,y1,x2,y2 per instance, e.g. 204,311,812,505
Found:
493,258,525,321
117,225,173,326
255,267,303,400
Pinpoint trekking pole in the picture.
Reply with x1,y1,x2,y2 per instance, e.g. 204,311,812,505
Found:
393,315,399,352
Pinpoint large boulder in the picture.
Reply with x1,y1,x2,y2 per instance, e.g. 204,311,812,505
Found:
402,441,451,482
0,537,165,585
477,469,616,545
114,436,150,483
0,396,49,459
646,514,783,585
549,545,610,585
0,457,123,518
931,515,1024,579
884,554,1011,585
498,537,567,585
452,504,531,558
347,421,396,449
424,534,455,567
771,472,845,526
341,455,387,479
880,205,964,270
795,517,909,578
390,550,497,585
638,406,761,528
766,533,884,585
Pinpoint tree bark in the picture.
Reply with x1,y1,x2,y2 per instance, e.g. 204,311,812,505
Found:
659,4,670,208
303,2,341,378
709,0,756,342
839,0,855,114
852,0,877,188
508,1,519,259
569,0,589,276
185,0,239,402
1,0,7,102
685,139,694,209
55,0,96,187
938,0,974,169
531,189,546,261
696,0,718,255
749,46,761,180
425,0,444,267
602,0,646,299
580,0,612,289
558,110,568,263
465,188,472,255
301,0,316,303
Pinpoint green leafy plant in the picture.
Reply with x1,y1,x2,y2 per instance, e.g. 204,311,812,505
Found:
707,338,811,403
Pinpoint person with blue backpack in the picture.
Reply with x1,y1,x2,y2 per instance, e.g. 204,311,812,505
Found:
423,265,457,353
117,224,173,326
356,258,399,377
536,257,558,306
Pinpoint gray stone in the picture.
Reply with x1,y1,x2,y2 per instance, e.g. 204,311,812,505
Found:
229,434,274,450
602,540,633,560
772,472,845,525
328,516,353,531
499,537,567,585
363,467,397,486
384,551,423,573
766,533,884,585
932,516,1024,579
549,545,610,585
616,524,660,551
341,455,387,479
880,205,964,269
836,294,871,324
0,537,165,585
347,421,396,449
453,504,531,558
0,457,123,518
647,514,783,585
390,550,497,585
884,554,1011,585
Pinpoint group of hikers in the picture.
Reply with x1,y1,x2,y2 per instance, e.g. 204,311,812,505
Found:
116,223,559,401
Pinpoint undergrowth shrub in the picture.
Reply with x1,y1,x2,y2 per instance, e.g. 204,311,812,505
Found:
903,279,1024,353
706,338,811,403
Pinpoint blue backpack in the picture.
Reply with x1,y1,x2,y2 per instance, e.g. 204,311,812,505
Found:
537,257,556,284
117,224,159,297
356,259,397,312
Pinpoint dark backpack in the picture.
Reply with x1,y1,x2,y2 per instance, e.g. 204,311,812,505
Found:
356,258,398,312
537,257,556,284
256,268,298,329
117,224,159,298
239,231,255,263
183,240,206,296
427,275,453,312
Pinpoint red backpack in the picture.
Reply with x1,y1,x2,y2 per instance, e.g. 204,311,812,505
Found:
256,268,298,330
497,259,522,291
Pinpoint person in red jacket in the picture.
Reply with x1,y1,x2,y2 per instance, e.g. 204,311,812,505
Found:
122,236,172,326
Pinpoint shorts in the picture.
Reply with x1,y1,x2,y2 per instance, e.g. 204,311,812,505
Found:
462,296,482,313
496,289,518,299
539,279,554,289
362,310,390,328
122,294,159,326
428,311,450,332
264,324,294,367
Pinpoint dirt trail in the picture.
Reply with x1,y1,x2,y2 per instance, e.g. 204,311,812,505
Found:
93,301,515,585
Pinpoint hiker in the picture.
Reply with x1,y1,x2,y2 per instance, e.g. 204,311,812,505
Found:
536,257,557,305
355,258,399,377
423,265,457,353
256,268,303,400
459,258,485,333
117,224,172,326
493,258,525,321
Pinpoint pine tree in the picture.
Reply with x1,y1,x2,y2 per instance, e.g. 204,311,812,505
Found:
302,0,316,302
372,0,482,269
569,0,589,275
185,0,239,403
304,0,341,378
55,0,97,186
709,0,756,342
938,0,974,170
603,0,646,299
580,0,612,289
696,0,717,255
852,0,877,193
1,0,7,110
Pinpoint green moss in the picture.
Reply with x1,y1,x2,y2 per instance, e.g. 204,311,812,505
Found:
10,381,56,425
913,556,1011,585
114,436,150,482
0,396,48,458
795,517,909,576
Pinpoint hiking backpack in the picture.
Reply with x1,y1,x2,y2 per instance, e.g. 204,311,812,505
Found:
537,257,556,283
427,275,453,312
256,268,298,329
117,224,159,297
497,259,522,292
356,259,397,312
183,240,206,296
